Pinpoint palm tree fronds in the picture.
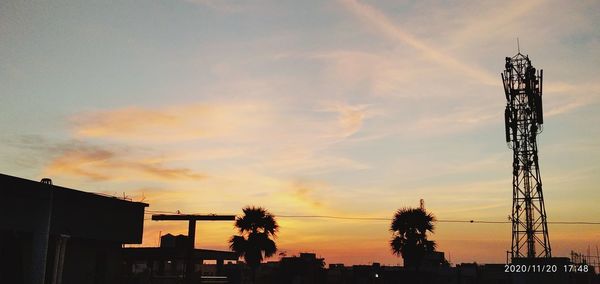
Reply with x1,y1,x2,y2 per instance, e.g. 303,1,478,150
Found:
230,205,279,275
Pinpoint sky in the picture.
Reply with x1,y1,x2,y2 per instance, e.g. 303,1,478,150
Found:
1,0,599,265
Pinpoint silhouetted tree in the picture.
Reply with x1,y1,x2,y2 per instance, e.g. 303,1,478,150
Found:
390,207,436,268
230,206,278,282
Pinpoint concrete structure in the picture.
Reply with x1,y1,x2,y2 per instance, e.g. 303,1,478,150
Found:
0,173,147,284
150,213,236,283
122,233,238,283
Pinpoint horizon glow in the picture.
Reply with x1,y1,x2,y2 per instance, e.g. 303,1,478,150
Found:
1,0,599,265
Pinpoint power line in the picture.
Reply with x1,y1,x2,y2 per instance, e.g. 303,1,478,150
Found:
146,210,177,214
278,215,388,221
276,215,510,223
276,215,600,225
437,220,508,224
546,221,600,225
144,211,600,225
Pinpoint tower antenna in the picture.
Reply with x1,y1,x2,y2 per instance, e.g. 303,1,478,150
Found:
517,38,520,54
502,51,550,259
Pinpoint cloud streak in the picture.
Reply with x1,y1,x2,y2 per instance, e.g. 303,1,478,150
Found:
68,100,372,176
44,143,206,181
338,0,497,85
543,82,600,117
446,0,545,48
72,103,271,143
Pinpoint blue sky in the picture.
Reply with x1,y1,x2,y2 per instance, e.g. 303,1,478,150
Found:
1,0,599,264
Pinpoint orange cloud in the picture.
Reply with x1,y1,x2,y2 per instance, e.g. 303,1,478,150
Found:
73,107,180,138
289,180,325,208
44,144,206,181
67,100,372,178
326,103,368,138
71,103,271,143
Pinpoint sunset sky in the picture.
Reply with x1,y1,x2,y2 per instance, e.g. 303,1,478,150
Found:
1,0,599,265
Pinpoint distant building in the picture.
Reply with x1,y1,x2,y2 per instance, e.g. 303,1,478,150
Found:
0,173,147,284
421,251,448,268
277,253,326,283
251,252,326,284
122,233,239,283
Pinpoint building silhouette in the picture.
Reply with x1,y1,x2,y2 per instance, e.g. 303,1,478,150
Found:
2,173,597,284
0,173,147,284
122,233,238,283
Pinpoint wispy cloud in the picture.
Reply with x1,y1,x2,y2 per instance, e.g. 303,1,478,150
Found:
43,142,206,181
318,101,370,138
544,82,600,117
406,104,500,136
446,0,545,48
53,100,373,183
71,103,272,143
183,0,250,13
258,149,369,175
312,51,417,97
338,0,497,85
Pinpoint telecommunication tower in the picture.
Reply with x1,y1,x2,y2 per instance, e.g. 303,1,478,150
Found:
502,52,551,258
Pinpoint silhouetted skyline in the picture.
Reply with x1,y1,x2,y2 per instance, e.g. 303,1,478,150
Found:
1,0,599,265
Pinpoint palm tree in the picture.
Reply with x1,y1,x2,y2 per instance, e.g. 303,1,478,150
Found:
229,206,278,282
390,207,436,268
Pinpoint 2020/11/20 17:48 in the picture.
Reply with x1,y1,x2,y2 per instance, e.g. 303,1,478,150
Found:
504,264,590,273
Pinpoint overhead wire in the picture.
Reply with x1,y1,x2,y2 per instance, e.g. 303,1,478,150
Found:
144,211,600,225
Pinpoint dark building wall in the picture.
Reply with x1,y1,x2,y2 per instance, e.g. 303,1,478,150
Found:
0,175,51,233
0,173,147,243
50,188,146,243
0,231,30,283
0,173,147,284
57,239,123,284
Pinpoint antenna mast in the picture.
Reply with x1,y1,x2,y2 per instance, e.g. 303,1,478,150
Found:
501,52,551,259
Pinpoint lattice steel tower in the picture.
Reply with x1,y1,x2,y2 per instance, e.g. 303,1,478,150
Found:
502,52,551,258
